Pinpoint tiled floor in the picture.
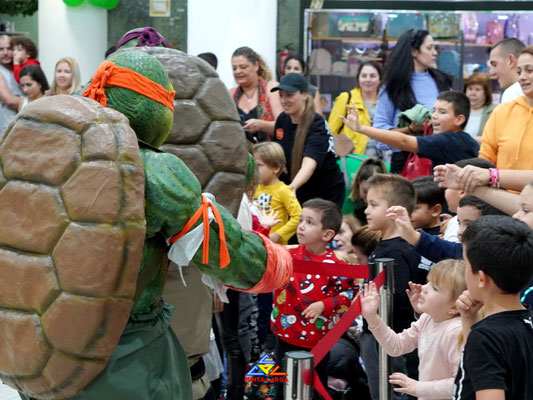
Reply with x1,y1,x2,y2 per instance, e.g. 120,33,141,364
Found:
0,383,18,400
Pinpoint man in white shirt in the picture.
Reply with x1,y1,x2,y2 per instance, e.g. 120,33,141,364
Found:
0,34,22,135
489,38,525,104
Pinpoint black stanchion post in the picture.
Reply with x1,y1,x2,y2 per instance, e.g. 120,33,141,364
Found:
374,258,395,400
283,351,314,400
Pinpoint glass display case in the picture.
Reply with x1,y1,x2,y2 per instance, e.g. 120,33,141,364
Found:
304,8,533,115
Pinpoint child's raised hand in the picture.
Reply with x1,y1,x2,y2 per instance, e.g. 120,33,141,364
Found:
258,209,282,229
301,301,325,323
433,164,462,190
361,282,380,325
389,372,418,396
406,281,423,314
339,102,362,132
456,290,483,319
386,206,420,245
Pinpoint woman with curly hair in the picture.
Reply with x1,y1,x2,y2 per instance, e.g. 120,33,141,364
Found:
229,46,282,143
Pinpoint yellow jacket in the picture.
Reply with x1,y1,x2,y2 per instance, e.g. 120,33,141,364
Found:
480,96,533,170
328,87,374,155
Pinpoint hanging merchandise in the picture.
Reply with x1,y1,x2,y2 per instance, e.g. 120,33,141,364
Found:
427,14,460,38
87,0,120,9
63,0,85,6
337,14,372,37
387,13,424,38
461,13,479,42
309,48,332,75
437,51,461,78
486,20,504,44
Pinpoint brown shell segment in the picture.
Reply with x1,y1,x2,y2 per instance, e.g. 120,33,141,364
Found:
0,249,59,313
52,224,125,297
0,312,49,376
17,353,105,400
0,119,80,186
0,182,68,254
115,46,249,216
61,162,121,224
0,95,146,399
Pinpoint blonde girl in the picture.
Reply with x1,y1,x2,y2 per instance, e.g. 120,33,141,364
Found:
361,259,466,400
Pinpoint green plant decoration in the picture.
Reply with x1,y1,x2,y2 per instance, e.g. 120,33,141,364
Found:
0,0,38,16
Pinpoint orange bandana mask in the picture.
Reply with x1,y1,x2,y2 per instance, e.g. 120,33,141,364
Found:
82,60,175,112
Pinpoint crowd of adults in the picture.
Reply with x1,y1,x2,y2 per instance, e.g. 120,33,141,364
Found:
0,33,81,135
1,27,533,400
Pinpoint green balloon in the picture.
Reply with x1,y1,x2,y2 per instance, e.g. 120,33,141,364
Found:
63,0,84,6
87,0,119,9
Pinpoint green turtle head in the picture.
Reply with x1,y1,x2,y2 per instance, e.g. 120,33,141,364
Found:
105,51,174,147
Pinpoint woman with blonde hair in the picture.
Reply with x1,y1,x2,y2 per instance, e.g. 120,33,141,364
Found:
229,46,282,143
48,57,81,95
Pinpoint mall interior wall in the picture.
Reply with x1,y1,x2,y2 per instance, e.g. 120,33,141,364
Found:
188,0,278,88
38,0,107,86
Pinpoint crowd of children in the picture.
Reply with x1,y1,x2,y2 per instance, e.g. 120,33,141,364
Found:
3,30,532,400
236,76,533,400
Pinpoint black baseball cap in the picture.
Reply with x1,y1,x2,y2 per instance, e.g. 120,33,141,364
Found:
270,73,309,93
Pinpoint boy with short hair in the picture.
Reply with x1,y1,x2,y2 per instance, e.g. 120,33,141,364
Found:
454,215,533,399
387,195,505,263
411,175,445,234
11,35,40,83
360,173,421,399
411,175,446,283
341,91,479,166
271,198,356,399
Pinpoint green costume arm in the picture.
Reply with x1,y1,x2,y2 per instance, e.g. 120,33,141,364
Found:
141,149,267,290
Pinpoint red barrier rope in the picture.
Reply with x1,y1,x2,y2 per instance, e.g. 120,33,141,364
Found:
291,259,369,279
309,268,387,400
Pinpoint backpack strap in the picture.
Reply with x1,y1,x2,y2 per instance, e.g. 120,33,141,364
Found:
338,89,353,132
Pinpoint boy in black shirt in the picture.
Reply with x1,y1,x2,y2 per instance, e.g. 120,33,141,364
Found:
411,175,445,236
341,91,479,167
360,173,421,399
410,175,446,283
454,216,533,400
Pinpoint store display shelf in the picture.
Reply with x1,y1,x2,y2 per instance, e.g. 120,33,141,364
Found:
310,36,491,47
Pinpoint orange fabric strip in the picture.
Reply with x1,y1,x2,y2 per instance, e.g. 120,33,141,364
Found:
229,231,292,293
169,195,230,269
82,60,175,112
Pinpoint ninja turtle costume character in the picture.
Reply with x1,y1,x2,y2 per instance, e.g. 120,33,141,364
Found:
3,49,291,400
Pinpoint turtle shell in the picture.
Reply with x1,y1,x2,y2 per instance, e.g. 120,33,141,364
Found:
114,46,249,216
0,95,146,399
